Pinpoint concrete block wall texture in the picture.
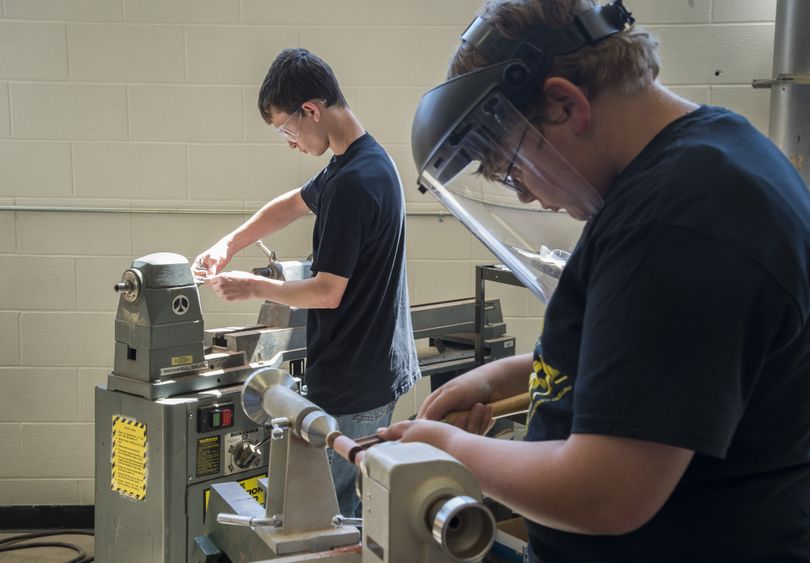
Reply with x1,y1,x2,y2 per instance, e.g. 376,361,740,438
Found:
0,0,778,505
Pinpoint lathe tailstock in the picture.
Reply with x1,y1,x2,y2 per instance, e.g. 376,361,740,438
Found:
199,367,495,563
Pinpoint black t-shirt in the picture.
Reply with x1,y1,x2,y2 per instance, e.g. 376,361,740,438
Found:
525,106,810,561
299,133,420,415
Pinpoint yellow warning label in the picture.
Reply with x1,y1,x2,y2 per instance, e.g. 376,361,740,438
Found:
111,415,148,501
171,354,193,366
204,474,266,518
196,435,221,478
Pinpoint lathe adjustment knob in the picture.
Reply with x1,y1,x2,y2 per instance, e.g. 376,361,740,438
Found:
231,439,260,469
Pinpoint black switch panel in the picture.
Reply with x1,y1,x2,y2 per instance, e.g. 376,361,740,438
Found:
197,403,235,433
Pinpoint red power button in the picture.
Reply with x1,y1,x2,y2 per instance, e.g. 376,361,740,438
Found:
221,407,233,427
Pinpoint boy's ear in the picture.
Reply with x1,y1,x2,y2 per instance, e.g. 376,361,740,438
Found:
301,100,322,122
542,77,591,134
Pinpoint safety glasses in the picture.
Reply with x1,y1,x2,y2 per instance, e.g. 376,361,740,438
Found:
500,124,530,196
274,107,303,141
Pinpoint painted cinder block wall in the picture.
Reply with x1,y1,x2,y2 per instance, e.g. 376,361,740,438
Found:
0,0,776,506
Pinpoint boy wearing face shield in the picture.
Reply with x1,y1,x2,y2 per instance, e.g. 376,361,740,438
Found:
381,1,810,560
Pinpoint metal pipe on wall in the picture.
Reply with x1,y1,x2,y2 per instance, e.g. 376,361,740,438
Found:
757,0,810,187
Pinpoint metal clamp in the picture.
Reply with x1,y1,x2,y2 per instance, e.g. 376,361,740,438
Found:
752,73,810,88
271,418,290,441
271,417,291,428
332,515,363,528
255,240,277,262
216,513,283,530
253,241,285,280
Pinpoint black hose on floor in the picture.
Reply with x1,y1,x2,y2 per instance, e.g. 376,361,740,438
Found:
0,529,94,562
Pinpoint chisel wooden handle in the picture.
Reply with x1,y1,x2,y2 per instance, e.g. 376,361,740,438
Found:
329,392,532,465
443,391,531,426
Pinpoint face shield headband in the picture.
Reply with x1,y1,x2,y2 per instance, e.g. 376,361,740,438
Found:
411,1,634,303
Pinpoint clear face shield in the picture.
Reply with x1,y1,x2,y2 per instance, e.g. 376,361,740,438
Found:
415,88,603,303
412,2,634,303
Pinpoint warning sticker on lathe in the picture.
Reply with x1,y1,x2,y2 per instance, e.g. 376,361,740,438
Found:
196,435,221,477
111,415,148,501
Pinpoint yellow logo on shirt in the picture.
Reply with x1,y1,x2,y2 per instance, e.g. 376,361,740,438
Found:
527,355,572,422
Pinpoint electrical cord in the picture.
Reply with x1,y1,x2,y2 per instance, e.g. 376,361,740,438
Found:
0,542,90,562
0,529,94,562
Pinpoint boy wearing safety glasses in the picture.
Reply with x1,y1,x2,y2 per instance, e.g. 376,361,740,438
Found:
195,48,419,518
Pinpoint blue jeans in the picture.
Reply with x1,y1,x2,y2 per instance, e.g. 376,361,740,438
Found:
328,400,397,517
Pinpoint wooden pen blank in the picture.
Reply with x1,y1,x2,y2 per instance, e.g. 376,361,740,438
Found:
332,434,364,465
